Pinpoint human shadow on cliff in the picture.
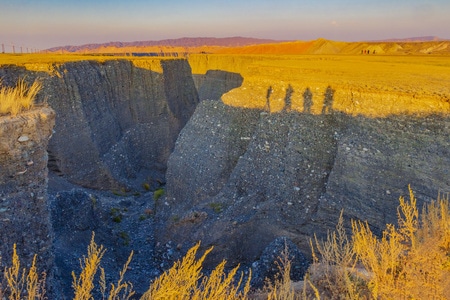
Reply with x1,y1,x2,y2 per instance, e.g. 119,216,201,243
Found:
264,84,335,114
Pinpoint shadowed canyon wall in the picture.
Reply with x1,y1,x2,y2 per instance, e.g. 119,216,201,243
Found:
1,59,199,190
161,100,449,267
0,58,245,296
155,55,450,267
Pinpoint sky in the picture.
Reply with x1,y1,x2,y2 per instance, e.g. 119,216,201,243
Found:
1,0,449,51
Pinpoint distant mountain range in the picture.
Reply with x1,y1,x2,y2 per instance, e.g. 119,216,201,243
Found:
46,37,281,52
45,36,450,54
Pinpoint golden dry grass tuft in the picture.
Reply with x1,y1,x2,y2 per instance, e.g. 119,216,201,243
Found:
308,211,366,299
0,244,46,300
71,233,135,300
141,242,250,300
0,78,41,116
263,246,300,300
308,186,450,299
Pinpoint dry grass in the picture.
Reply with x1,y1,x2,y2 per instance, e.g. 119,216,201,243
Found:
187,54,450,116
353,187,450,299
0,78,41,116
307,186,450,299
308,211,365,300
141,242,250,300
71,233,135,300
263,245,300,300
1,188,449,299
0,244,46,300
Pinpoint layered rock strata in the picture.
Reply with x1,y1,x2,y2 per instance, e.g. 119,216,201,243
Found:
0,107,55,276
162,100,450,267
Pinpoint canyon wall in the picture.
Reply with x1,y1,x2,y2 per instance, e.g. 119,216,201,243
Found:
162,100,450,267
0,58,244,296
0,107,55,276
1,59,199,190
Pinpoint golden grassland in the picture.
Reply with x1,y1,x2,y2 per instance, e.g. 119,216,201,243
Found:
0,53,169,73
1,188,449,299
43,39,450,56
188,54,450,116
1,52,450,117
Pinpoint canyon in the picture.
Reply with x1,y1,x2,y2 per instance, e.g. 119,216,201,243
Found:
0,54,449,296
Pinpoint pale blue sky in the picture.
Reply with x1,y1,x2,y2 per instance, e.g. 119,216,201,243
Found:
1,0,449,51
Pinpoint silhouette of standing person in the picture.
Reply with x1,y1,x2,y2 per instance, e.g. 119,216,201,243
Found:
265,86,273,112
283,84,294,111
321,85,334,114
303,87,313,113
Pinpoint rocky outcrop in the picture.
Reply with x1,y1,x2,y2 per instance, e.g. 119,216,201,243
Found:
0,107,55,276
161,100,450,268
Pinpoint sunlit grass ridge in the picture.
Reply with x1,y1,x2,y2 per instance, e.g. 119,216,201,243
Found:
0,78,41,116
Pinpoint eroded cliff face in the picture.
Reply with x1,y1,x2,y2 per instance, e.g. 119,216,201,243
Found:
1,59,199,190
0,59,247,296
0,107,55,276
161,100,450,267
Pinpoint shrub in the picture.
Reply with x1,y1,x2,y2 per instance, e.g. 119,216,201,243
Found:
153,188,164,201
141,242,251,300
0,78,41,116
110,208,124,223
71,233,134,300
0,244,46,300
209,202,224,213
142,183,150,191
308,186,450,299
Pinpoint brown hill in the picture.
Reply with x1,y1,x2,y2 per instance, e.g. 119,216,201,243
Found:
214,38,450,55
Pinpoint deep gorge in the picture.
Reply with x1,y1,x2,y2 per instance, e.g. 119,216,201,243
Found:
0,57,448,297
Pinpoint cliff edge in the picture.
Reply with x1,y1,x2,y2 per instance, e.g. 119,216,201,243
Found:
0,106,55,276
